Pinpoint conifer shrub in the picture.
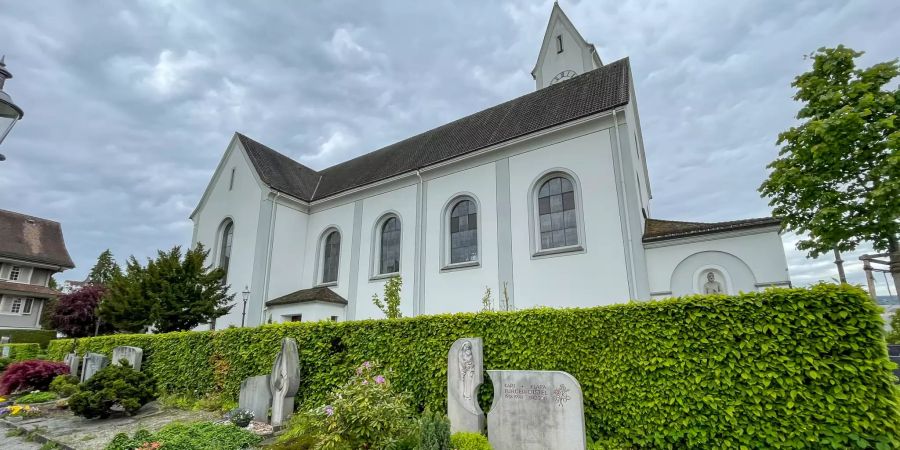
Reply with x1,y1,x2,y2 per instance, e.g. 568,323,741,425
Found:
69,363,155,418
418,410,452,450
49,374,80,397
0,360,69,394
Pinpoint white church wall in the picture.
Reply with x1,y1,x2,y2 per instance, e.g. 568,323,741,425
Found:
508,125,632,308
268,301,344,324
266,201,309,300
354,184,419,320
191,140,264,329
422,162,499,315
645,229,790,299
301,203,355,301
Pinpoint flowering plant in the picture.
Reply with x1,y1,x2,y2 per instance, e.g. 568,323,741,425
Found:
0,404,42,418
277,361,415,449
225,407,255,427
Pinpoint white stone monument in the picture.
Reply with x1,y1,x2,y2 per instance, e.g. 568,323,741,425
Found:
447,337,485,433
486,370,586,450
269,338,300,427
1,336,9,358
111,346,144,371
64,352,80,378
239,374,271,424
81,353,109,382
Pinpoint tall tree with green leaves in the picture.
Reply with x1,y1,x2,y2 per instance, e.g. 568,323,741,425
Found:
759,45,899,291
98,257,154,333
88,249,122,286
372,276,403,319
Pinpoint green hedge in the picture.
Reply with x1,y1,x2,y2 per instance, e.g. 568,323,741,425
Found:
2,343,41,361
47,285,900,448
0,329,57,348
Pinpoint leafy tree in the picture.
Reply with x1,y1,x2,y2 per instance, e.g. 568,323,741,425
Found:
100,244,234,333
372,276,403,319
50,285,113,337
759,45,899,290
88,249,122,286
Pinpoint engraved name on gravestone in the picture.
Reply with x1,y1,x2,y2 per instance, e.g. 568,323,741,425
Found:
111,346,144,371
81,353,109,383
486,370,586,450
269,338,301,427
240,374,271,424
447,338,485,433
64,352,81,378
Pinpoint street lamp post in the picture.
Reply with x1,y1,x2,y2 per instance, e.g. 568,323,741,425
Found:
0,56,24,161
241,286,251,327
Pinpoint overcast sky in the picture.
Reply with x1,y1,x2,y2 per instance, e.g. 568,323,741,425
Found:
1,0,897,295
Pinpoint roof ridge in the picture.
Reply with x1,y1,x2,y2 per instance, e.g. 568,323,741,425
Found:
0,208,62,224
236,132,320,174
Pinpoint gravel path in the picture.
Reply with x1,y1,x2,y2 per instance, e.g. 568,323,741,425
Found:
0,428,44,449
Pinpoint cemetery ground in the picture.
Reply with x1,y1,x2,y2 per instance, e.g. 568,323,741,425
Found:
0,284,898,449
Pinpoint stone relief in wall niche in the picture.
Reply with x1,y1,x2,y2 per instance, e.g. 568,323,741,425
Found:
703,271,724,294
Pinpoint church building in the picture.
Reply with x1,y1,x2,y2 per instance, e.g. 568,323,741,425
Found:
190,4,790,328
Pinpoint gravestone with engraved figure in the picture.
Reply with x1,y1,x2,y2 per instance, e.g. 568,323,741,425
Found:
447,337,485,433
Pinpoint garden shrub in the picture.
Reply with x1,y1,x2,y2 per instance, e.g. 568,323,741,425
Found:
49,374,80,397
15,391,57,404
0,360,69,394
277,361,415,449
69,363,155,418
106,422,259,450
0,357,11,373
0,330,56,348
418,410,452,450
225,407,254,427
2,343,41,362
48,285,900,448
450,432,492,450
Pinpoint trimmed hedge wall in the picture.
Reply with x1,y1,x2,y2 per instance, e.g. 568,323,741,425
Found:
0,329,57,348
2,343,41,361
48,285,899,448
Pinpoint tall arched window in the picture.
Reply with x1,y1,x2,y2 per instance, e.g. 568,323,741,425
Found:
378,216,401,275
448,198,478,265
534,173,581,252
219,219,234,283
321,230,341,284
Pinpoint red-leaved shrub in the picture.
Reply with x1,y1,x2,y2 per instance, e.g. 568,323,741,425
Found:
0,360,70,395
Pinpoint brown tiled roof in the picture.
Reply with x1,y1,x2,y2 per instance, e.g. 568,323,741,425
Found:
0,280,59,298
265,287,348,307
238,58,631,202
643,217,781,243
0,209,74,268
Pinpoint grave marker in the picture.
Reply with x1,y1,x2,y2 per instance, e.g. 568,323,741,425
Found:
447,337,485,433
81,353,109,382
111,346,144,371
269,338,300,427
239,374,271,424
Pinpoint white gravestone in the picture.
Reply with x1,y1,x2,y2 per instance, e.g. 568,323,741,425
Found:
1,336,9,358
111,346,144,371
239,374,271,424
64,352,81,378
269,338,300,427
486,370,586,450
81,353,109,382
447,338,485,433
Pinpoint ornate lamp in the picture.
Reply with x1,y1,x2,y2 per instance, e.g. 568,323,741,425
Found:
241,285,251,327
0,56,24,161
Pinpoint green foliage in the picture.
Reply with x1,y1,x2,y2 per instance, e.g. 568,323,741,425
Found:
373,276,403,319
759,45,900,257
16,391,58,404
88,249,122,286
106,422,260,450
0,357,11,373
450,432,492,450
418,410,452,450
69,363,155,418
481,287,493,312
48,285,900,447
888,309,900,344
49,375,80,397
277,361,415,449
0,330,57,348
225,407,254,427
2,343,40,362
100,244,235,333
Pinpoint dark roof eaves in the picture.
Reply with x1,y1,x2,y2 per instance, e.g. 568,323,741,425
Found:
642,218,781,243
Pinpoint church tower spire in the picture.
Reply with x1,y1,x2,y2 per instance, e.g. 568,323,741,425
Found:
531,2,603,90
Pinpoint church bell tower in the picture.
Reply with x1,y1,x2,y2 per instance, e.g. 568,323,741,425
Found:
531,2,603,90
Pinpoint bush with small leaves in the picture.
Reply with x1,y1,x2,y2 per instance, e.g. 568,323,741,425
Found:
69,363,155,419
0,360,69,395
49,375,80,397
450,432,492,450
225,407,254,427
15,391,58,404
105,422,259,450
418,410,452,450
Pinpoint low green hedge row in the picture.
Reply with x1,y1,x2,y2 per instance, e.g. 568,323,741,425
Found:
47,285,900,448
3,343,41,361
0,329,57,348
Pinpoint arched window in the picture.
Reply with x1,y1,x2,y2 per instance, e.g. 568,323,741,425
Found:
377,216,401,275
447,197,478,265
219,219,234,283
320,230,341,284
534,173,581,252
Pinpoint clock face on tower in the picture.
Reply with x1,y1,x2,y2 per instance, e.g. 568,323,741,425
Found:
550,70,577,85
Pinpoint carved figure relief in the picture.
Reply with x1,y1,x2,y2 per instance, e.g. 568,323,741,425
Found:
459,340,475,401
703,271,724,294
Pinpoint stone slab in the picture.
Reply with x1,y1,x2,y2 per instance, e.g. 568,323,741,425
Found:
81,353,109,383
486,370,586,450
111,346,143,371
64,352,80,379
239,374,271,424
447,337,485,433
269,338,300,427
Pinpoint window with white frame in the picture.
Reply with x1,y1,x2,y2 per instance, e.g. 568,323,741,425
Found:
320,229,341,285
10,297,23,314
533,172,582,253
375,215,401,276
219,219,234,283
9,265,21,281
444,197,479,267
22,298,33,315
